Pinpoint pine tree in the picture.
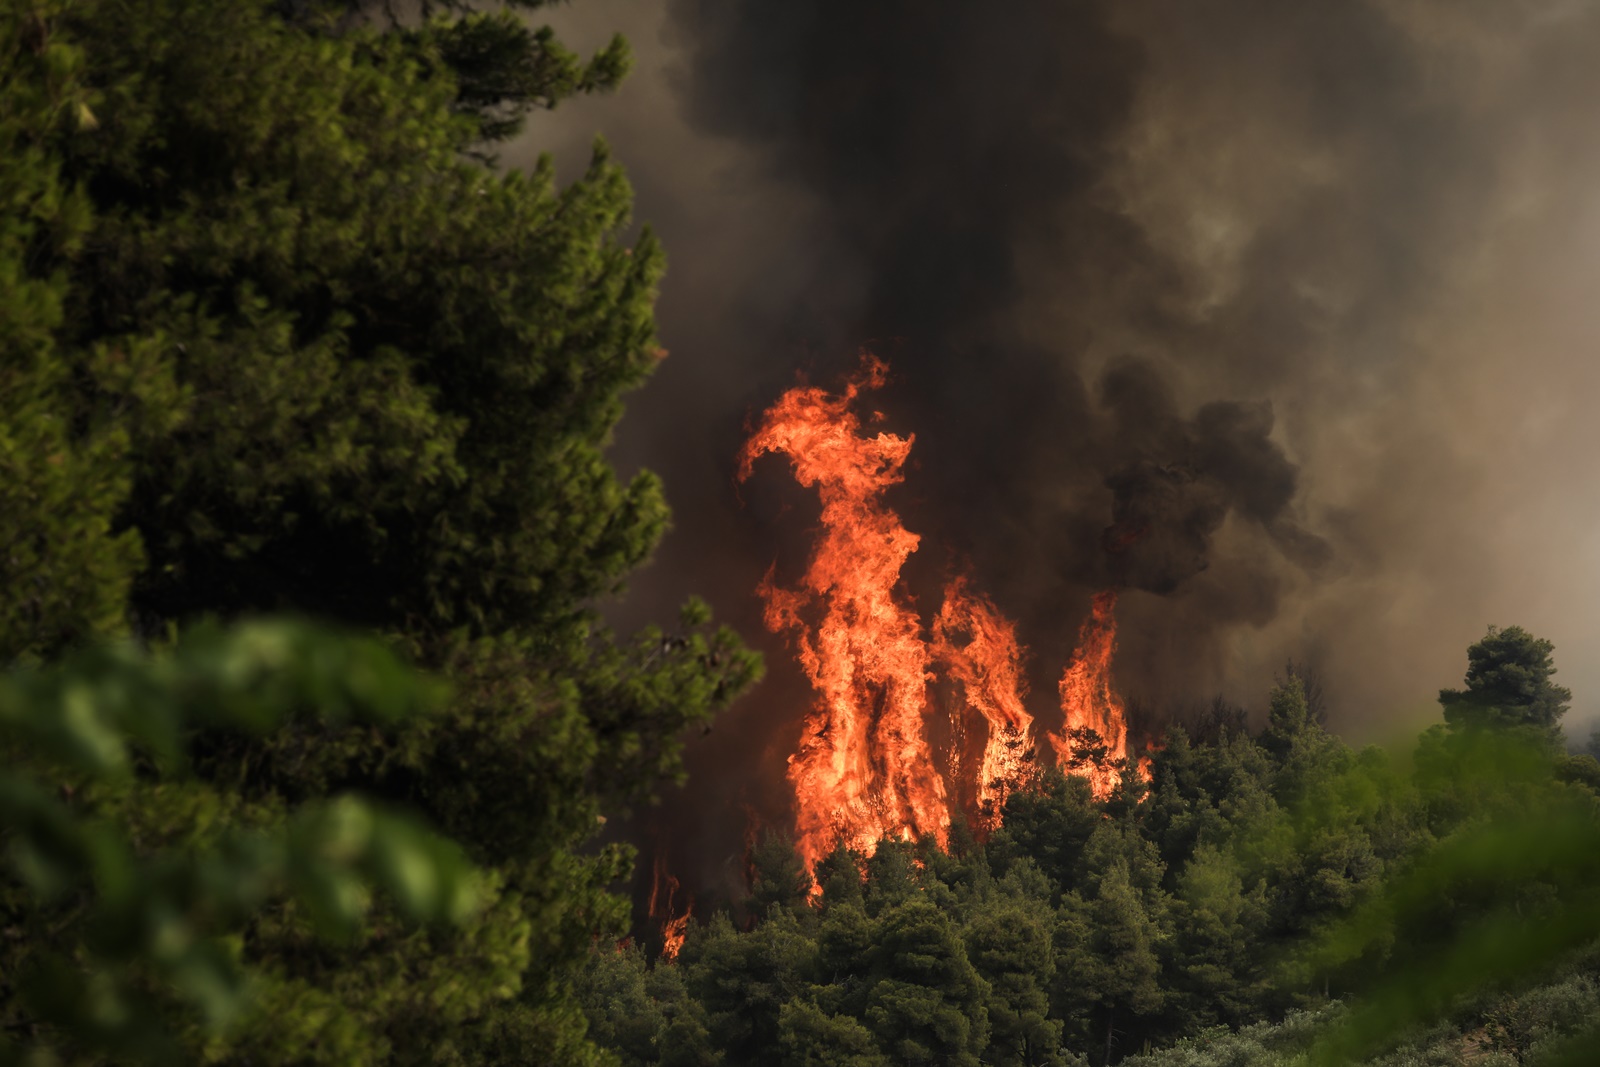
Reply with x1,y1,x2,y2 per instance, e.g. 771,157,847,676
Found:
0,0,760,1060
777,999,890,1067
1054,826,1171,1065
1439,625,1571,736
679,909,816,1062
988,767,1101,899
749,831,815,918
966,892,1067,1066
864,898,992,1066
1166,845,1270,1030
0,2,168,664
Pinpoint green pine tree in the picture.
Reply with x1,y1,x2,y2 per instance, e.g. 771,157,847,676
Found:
864,897,991,1067
1439,625,1571,736
777,998,890,1067
0,0,761,1060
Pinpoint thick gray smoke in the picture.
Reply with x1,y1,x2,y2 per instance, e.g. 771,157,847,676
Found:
517,0,1600,890
1098,357,1330,596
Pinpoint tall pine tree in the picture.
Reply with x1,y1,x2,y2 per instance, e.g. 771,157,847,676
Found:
0,0,760,1061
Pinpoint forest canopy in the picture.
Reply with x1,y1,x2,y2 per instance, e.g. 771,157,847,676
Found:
579,640,1600,1067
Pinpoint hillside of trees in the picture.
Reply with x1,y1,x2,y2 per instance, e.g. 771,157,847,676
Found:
4,1,1600,1065
577,631,1600,1066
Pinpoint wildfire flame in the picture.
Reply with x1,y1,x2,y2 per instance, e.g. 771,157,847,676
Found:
738,355,950,874
649,856,691,961
742,356,1142,876
932,576,1035,832
1049,589,1132,798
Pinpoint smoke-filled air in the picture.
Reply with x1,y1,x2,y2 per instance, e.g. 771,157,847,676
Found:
11,1,1600,1064
518,0,1600,903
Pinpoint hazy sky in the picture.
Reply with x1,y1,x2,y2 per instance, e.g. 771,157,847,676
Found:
511,0,1600,878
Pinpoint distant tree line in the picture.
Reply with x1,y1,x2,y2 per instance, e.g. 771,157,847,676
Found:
579,627,1600,1066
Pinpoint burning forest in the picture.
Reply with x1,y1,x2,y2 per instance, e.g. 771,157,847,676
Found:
738,356,1147,881
12,1,1600,1065
612,344,1600,1067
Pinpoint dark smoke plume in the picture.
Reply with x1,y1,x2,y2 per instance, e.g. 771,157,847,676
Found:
1099,357,1330,596
522,0,1600,897
650,0,1327,690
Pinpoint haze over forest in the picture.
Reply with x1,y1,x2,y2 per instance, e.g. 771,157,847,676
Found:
9,2,1600,1064
529,0,1600,759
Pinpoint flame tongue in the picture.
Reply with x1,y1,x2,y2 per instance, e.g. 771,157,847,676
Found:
650,856,691,961
1050,589,1131,797
739,356,950,873
932,577,1035,831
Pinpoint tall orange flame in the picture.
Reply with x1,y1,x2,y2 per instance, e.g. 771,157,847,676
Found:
738,356,950,874
742,357,1150,874
932,577,1035,832
1049,589,1131,797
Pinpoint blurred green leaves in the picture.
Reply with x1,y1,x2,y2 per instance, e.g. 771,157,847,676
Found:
0,619,447,776
1299,726,1600,1064
0,620,479,1064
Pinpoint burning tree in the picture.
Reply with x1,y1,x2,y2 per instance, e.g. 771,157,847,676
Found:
741,357,1145,880
739,356,956,872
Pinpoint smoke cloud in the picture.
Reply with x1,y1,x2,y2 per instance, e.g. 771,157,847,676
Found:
1098,356,1330,596
516,0,1600,892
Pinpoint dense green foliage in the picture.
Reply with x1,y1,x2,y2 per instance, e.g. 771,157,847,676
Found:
1121,963,1600,1067
8,1,1600,1064
0,621,479,1063
579,636,1600,1066
1,0,759,1061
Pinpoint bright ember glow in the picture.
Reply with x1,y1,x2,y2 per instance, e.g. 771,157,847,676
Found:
1049,588,1131,798
738,356,950,875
